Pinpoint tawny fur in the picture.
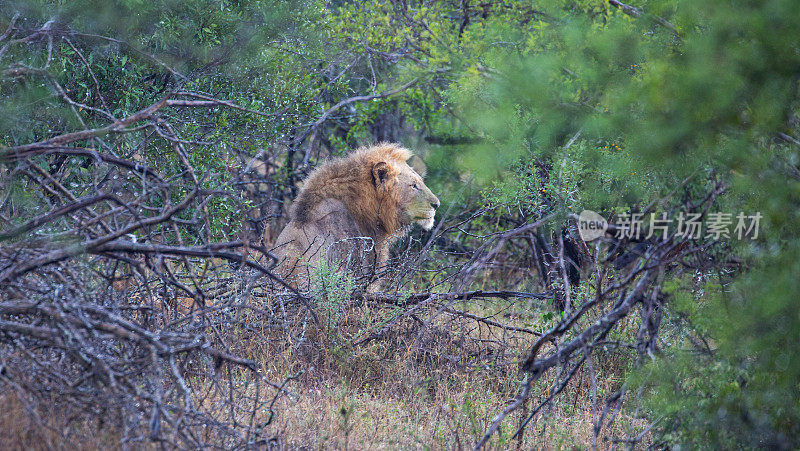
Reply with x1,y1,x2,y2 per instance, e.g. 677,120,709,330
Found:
272,143,439,290
292,143,411,236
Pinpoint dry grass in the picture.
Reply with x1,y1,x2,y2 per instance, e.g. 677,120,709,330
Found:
0,371,649,450
0,392,121,451
1,282,651,449
239,299,651,449
265,365,650,449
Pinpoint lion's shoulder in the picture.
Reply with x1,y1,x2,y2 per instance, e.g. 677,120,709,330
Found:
307,198,361,235
278,198,361,243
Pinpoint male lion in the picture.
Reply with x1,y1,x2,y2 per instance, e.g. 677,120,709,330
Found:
272,143,439,290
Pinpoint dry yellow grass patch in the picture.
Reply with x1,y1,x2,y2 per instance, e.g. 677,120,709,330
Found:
265,374,651,450
0,392,120,451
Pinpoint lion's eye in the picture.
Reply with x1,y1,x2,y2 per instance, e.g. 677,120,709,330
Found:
412,183,419,190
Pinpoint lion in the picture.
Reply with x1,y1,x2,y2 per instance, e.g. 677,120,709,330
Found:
272,143,440,290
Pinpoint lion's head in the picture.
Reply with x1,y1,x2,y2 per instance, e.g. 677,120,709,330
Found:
290,143,439,237
372,154,439,231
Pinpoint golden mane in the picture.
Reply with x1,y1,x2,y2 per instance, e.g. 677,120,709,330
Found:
290,142,413,237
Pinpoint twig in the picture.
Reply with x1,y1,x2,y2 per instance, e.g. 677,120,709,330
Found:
608,0,681,38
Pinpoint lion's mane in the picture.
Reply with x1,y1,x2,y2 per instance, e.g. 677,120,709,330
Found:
290,143,412,237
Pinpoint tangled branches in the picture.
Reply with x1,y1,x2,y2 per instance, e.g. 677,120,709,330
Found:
0,20,301,447
469,188,725,448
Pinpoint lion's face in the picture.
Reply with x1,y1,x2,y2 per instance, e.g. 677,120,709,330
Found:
374,161,440,231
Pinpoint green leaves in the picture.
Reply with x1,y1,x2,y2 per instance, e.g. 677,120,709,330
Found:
444,0,800,446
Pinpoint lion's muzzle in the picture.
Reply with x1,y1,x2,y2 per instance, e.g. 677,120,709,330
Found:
416,193,439,230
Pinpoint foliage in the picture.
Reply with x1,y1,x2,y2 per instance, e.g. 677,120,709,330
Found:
436,0,800,447
312,257,355,336
2,0,799,448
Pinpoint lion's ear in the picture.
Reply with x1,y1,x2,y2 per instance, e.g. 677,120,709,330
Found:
372,161,391,186
407,155,427,177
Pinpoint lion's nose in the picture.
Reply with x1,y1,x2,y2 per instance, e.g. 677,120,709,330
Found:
431,198,440,209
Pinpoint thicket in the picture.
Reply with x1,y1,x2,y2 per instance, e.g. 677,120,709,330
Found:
1,0,798,448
